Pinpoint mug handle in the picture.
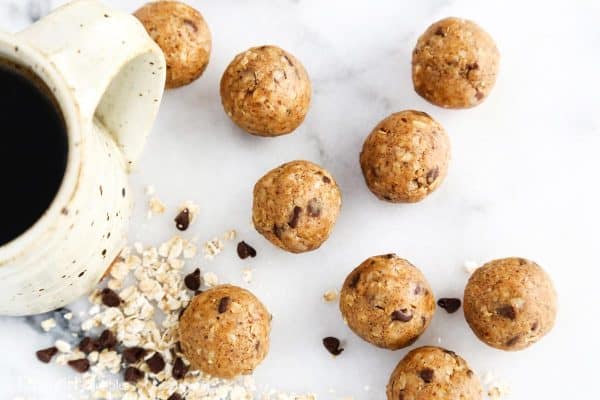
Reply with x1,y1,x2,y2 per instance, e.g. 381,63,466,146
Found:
16,0,166,168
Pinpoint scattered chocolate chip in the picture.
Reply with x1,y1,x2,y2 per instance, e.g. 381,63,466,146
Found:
322,337,344,356
496,305,516,320
172,357,189,380
467,62,479,71
322,176,331,184
96,329,117,351
123,347,147,363
426,167,440,184
167,394,183,400
391,309,413,322
68,358,90,373
437,298,462,314
174,209,190,231
237,241,257,259
36,347,58,363
184,268,201,291
101,288,121,307
288,206,302,228
307,198,321,217
146,352,166,374
78,337,96,354
505,336,520,347
349,272,361,289
218,297,231,313
420,368,434,383
124,366,145,383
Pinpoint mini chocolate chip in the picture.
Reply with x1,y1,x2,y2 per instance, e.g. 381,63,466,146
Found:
36,347,58,363
122,188,126,197
272,224,284,239
442,349,457,357
384,253,395,259
414,284,422,295
467,369,474,377
307,198,321,217
505,336,520,347
288,206,302,228
255,340,261,351
391,309,413,322
322,337,344,356
124,366,144,383
101,288,121,307
68,358,90,373
420,368,434,383
146,352,166,374
437,298,462,313
174,208,190,231
283,54,294,67
426,167,440,184
96,329,117,351
349,272,361,289
237,241,257,259
322,176,331,184
184,268,201,291
531,321,539,331
172,357,189,379
218,297,231,313
434,27,445,36
123,347,147,363
496,305,516,320
167,394,183,400
467,62,479,71
78,337,96,354
475,91,484,100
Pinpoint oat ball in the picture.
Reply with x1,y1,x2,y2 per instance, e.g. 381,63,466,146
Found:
135,1,212,88
412,17,499,108
463,257,557,351
360,110,450,203
179,285,271,378
252,160,341,253
339,254,435,350
220,45,311,136
387,346,483,400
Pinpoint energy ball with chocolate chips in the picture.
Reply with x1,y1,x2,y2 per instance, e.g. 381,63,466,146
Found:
339,254,435,350
412,17,500,108
387,346,483,400
252,160,342,253
463,257,557,351
220,45,311,136
135,1,211,88
360,110,450,203
179,285,271,379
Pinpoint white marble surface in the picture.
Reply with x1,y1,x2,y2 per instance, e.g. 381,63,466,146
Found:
1,0,599,399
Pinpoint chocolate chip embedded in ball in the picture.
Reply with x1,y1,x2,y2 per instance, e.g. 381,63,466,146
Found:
360,110,450,203
252,160,342,253
220,45,311,137
463,257,557,351
339,254,436,350
134,1,211,89
178,285,271,379
386,346,483,400
412,17,500,108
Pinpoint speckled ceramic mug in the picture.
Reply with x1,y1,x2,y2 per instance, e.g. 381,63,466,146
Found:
0,0,166,315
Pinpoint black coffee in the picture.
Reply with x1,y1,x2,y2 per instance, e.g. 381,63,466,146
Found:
0,61,68,246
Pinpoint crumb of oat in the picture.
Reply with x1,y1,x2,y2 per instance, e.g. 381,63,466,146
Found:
41,318,57,332
222,229,238,241
323,289,338,303
144,185,155,195
148,197,166,217
463,260,478,274
242,268,254,283
203,271,219,287
488,385,510,399
203,237,224,259
55,340,71,353
133,242,144,254
63,312,73,320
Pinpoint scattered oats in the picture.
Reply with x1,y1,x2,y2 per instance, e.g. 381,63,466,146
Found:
63,312,73,320
183,240,197,259
144,185,156,195
134,242,144,254
88,351,99,364
222,229,238,241
323,289,338,303
88,304,101,316
488,384,511,399
203,238,224,259
148,197,166,218
242,268,254,283
463,260,478,274
55,340,71,353
40,318,56,332
203,271,219,287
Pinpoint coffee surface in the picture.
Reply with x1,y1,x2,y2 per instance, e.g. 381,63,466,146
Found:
0,61,68,246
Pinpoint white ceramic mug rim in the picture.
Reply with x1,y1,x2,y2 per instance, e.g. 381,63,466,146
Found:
0,31,82,263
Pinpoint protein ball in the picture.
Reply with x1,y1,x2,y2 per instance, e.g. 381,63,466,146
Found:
179,285,271,378
339,254,435,350
463,257,557,351
252,160,341,253
220,45,311,136
412,17,499,108
135,1,211,88
387,346,483,400
360,110,450,203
